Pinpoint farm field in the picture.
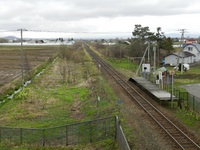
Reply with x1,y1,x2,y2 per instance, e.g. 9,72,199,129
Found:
0,43,119,149
0,46,59,98
1,43,200,149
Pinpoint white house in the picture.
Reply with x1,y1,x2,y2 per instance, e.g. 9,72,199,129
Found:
182,43,200,62
165,51,195,66
164,43,200,66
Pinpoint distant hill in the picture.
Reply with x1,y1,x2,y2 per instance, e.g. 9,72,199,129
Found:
4,36,20,40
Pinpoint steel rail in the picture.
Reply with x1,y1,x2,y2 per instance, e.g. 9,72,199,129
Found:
85,44,200,150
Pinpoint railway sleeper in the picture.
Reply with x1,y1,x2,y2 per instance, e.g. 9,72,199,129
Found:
155,119,171,123
169,133,184,136
146,109,159,113
176,138,191,144
125,87,131,90
182,145,198,149
132,96,145,101
153,114,166,118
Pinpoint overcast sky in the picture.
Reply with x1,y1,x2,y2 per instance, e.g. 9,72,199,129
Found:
1,0,200,39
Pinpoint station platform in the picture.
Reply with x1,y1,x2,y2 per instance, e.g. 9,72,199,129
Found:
129,77,176,101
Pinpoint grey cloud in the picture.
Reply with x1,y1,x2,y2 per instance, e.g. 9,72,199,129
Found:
0,0,200,32
1,0,200,21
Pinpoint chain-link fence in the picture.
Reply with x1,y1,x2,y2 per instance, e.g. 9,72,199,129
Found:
0,116,130,149
140,74,200,114
115,116,130,150
0,116,116,146
188,94,200,114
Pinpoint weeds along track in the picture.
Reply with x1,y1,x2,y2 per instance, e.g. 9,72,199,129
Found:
85,44,200,150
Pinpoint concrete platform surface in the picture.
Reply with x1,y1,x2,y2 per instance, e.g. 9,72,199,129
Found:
130,77,175,101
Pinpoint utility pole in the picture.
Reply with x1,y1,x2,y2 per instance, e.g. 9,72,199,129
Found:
147,42,150,63
171,72,174,109
136,46,149,76
153,43,157,73
176,29,186,74
17,28,27,88
98,64,101,116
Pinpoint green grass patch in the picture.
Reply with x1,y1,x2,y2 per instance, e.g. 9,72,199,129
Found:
0,85,90,128
0,139,118,150
165,66,200,88
175,109,200,129
107,58,137,71
0,53,118,129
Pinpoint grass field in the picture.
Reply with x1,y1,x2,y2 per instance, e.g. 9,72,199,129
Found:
1,43,200,149
166,65,200,88
0,44,119,149
0,56,118,128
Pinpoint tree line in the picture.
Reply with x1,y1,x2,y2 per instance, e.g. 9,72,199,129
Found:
94,24,175,66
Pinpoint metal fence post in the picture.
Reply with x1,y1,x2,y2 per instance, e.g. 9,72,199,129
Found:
66,125,68,146
187,93,189,109
20,128,22,144
42,129,45,146
0,127,1,143
90,121,92,143
193,96,195,112
115,116,117,140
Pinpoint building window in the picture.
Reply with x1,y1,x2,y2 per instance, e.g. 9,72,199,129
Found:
188,47,193,51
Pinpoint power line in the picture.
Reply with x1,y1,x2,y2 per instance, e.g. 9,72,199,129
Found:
0,30,19,32
0,29,130,34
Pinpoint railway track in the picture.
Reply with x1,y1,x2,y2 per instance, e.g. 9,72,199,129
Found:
85,44,200,150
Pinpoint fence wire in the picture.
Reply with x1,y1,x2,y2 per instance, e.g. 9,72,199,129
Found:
188,94,200,114
0,116,116,146
142,74,200,114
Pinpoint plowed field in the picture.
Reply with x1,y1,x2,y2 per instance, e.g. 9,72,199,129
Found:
0,46,59,95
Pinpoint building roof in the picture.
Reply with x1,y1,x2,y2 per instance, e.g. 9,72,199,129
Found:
166,51,195,58
183,43,200,52
185,39,197,44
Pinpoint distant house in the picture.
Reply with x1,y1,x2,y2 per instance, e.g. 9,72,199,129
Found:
164,43,200,66
184,39,198,44
164,51,195,66
35,40,44,44
182,43,200,62
102,42,116,45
